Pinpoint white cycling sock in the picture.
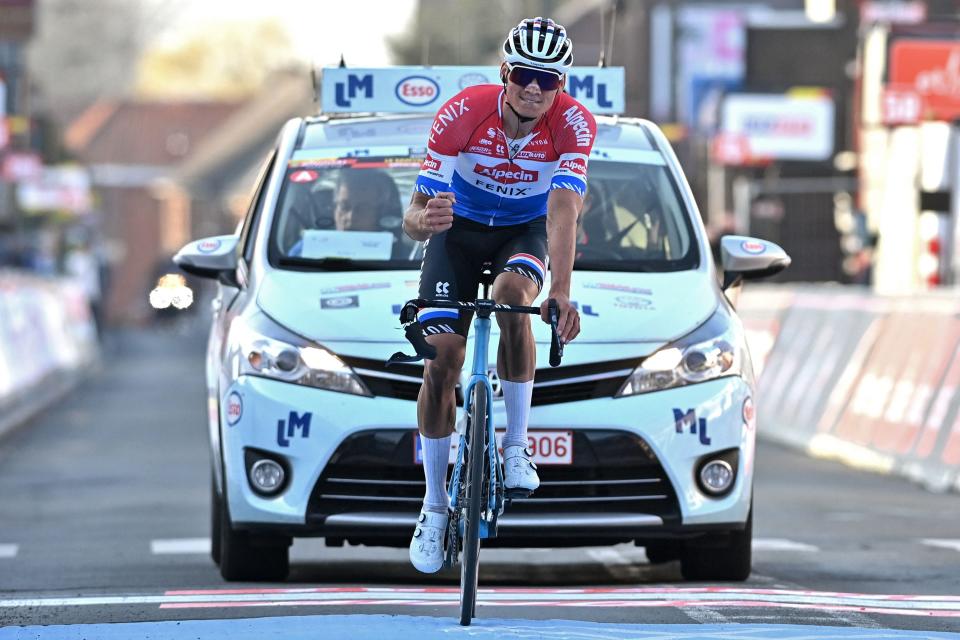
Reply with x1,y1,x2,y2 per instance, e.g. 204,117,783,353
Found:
421,434,452,513
501,379,533,449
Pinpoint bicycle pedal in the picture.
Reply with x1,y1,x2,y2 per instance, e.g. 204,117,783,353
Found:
504,488,533,500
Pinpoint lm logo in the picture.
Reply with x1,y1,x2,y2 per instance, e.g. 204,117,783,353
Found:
569,76,614,108
673,408,711,445
277,411,312,448
335,74,373,108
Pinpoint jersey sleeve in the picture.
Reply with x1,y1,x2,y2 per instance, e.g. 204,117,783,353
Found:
549,99,597,198
414,88,476,197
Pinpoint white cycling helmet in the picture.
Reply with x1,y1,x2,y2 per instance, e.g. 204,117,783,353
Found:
502,17,573,74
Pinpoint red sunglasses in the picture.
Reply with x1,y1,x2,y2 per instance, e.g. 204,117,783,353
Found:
506,64,563,91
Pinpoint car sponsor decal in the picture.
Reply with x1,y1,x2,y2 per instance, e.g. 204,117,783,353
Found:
320,282,390,294
196,239,221,254
614,295,655,311
741,240,766,254
569,301,599,317
674,408,711,445
288,156,423,170
320,295,359,310
289,169,318,183
225,391,242,426
583,282,653,295
277,411,312,448
743,396,755,429
395,75,440,107
458,72,487,89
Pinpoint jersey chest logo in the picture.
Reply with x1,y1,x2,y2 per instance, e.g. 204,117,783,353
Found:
473,162,539,184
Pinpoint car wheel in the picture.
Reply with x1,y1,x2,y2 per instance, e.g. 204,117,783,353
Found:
218,489,291,582
210,475,222,566
680,507,752,581
644,539,682,564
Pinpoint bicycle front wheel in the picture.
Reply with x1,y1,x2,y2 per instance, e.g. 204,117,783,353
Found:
459,382,487,626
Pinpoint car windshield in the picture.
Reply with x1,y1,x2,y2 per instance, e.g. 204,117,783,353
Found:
270,148,698,272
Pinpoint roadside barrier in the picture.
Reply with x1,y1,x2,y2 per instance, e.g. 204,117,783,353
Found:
740,284,960,494
0,270,98,440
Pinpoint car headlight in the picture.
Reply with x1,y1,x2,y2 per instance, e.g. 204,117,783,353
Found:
233,312,372,397
616,305,746,397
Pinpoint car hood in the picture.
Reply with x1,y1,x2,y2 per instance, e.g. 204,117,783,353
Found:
257,269,719,364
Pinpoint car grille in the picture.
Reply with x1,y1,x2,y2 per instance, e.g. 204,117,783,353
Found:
341,356,637,406
307,429,680,527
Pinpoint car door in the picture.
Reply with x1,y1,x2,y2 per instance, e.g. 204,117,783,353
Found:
209,150,276,493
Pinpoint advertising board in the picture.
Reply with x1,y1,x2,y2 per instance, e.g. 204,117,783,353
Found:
716,92,835,164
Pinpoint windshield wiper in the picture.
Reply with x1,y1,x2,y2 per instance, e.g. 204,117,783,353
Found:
278,256,356,268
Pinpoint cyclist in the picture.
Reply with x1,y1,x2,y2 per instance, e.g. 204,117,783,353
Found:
402,17,596,573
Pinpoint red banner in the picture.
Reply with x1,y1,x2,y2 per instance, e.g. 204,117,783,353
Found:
889,39,960,122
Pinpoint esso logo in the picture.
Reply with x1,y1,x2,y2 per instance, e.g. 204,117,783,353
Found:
741,240,766,255
396,76,439,106
226,391,243,426
197,239,221,254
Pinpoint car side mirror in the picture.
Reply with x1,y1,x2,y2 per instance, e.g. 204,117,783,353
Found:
173,235,241,288
719,235,791,291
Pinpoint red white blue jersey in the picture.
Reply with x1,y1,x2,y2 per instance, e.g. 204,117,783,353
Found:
415,84,597,226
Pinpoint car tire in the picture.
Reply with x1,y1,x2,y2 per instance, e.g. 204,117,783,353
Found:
680,507,752,581
211,475,222,566
218,489,291,582
644,540,683,564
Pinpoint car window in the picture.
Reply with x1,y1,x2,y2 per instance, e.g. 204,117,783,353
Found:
239,151,277,264
576,161,699,271
270,153,422,269
267,141,698,273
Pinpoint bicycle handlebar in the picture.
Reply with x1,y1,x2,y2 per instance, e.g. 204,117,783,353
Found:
386,297,564,367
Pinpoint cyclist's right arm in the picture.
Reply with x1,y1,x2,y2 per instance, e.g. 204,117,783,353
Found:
406,86,490,242
403,191,456,242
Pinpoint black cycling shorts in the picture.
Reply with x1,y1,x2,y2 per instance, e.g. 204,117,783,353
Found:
417,216,548,337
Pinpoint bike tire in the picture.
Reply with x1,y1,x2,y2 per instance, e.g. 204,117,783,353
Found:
459,383,487,626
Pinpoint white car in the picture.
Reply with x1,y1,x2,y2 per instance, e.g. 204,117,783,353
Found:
175,76,789,582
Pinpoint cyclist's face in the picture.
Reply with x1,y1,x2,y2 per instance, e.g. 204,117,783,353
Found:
502,63,562,120
334,184,382,231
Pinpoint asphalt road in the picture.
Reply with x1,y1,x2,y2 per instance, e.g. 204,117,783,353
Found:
0,324,958,636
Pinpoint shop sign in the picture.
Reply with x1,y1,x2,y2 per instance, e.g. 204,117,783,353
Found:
889,39,960,122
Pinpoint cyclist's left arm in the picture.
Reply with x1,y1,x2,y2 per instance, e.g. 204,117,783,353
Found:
540,99,597,343
542,188,583,343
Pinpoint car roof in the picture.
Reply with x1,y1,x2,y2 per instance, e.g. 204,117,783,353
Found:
298,113,660,154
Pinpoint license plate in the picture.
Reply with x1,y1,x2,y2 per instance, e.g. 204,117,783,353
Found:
414,430,573,465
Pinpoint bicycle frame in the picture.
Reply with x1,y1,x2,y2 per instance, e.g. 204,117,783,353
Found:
448,304,503,541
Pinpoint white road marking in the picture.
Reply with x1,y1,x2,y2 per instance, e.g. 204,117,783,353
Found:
586,547,643,580
0,544,18,558
3,587,960,618
150,538,211,555
922,538,960,552
681,606,730,624
753,538,819,552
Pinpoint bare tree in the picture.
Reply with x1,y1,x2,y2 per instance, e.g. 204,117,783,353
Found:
27,0,182,124
388,0,560,66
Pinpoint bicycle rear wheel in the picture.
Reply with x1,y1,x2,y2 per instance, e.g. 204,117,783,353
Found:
459,382,487,626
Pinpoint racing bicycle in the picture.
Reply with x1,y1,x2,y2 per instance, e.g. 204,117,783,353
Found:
388,273,563,626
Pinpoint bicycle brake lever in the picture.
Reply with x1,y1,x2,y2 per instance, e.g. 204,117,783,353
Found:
548,298,563,367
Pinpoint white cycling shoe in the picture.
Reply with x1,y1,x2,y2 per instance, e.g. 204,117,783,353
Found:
503,444,540,493
409,507,449,573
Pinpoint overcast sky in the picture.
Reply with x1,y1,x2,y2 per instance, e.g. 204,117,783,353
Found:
153,0,418,67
